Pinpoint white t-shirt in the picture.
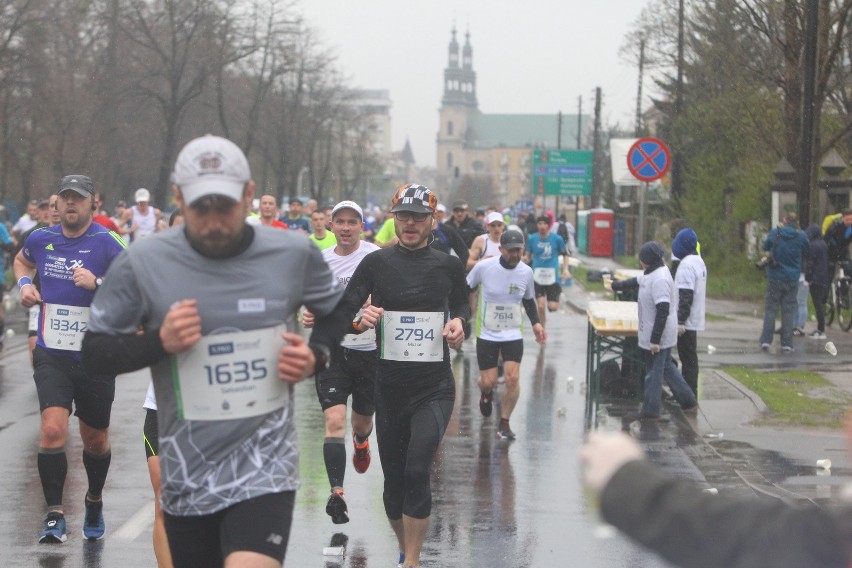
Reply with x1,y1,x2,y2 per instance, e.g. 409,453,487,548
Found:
322,241,380,352
132,206,158,239
466,256,536,342
674,255,707,331
637,265,678,350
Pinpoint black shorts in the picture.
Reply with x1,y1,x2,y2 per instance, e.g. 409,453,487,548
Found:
164,491,295,566
144,409,158,459
315,347,377,415
534,282,562,303
476,338,523,370
32,346,115,430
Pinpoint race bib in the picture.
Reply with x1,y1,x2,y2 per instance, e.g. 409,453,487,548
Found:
483,302,522,331
533,267,557,285
173,325,288,421
42,303,89,351
381,311,443,362
341,327,376,349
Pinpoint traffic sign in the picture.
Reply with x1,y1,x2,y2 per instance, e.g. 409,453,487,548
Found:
531,149,593,197
627,137,670,182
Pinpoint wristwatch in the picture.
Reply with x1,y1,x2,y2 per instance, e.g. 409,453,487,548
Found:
95,277,104,289
310,344,331,375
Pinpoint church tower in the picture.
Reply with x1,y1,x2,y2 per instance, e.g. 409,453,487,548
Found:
437,26,478,179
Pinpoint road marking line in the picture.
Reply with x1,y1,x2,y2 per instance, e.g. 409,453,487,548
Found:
112,501,154,541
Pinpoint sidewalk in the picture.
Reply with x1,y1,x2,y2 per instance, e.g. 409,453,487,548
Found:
567,252,852,493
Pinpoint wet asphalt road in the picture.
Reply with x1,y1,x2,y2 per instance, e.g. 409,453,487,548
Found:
1,306,692,568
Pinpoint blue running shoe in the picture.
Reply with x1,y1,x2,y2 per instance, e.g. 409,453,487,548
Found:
38,512,67,543
83,497,105,540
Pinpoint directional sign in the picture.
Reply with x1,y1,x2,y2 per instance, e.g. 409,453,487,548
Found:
531,149,593,197
627,137,670,182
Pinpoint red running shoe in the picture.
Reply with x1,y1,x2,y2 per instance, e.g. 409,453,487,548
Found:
352,433,371,474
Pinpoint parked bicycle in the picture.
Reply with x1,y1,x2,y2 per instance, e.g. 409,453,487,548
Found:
824,261,852,331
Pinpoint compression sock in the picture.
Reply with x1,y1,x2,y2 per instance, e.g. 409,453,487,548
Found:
38,448,67,510
354,427,372,445
323,437,346,488
83,449,112,499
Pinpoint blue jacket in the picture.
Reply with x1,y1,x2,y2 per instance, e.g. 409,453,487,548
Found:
763,224,809,282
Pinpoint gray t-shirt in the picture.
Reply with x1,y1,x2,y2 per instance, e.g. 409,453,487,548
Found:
637,265,678,350
88,225,343,515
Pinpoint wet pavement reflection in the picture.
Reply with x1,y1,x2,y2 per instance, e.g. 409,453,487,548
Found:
1,301,841,567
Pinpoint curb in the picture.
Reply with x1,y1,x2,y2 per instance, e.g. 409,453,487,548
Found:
708,368,769,414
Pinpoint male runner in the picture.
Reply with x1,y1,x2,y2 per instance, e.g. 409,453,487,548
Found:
303,200,379,525
467,230,546,440
127,188,161,240
255,193,287,229
81,135,346,567
341,183,469,568
14,175,126,543
524,215,571,328
466,211,505,270
308,209,337,250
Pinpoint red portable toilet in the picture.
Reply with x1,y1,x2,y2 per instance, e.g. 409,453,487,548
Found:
588,208,614,257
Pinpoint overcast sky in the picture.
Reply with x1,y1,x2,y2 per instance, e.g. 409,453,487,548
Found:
298,1,649,167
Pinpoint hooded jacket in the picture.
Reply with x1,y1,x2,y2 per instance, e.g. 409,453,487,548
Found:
805,223,830,286
763,223,809,282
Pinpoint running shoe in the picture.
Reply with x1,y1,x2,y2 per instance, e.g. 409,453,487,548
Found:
38,511,67,544
352,433,371,474
479,391,493,417
781,345,794,354
810,330,827,339
760,343,770,351
793,328,806,337
496,424,516,440
83,496,105,540
326,489,349,524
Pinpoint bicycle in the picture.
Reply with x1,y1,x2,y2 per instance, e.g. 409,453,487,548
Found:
824,261,852,331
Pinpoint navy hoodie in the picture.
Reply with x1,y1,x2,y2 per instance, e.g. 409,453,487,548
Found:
805,224,830,286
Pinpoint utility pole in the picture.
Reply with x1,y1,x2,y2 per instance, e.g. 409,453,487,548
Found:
635,38,645,137
800,0,818,225
671,0,685,201
577,96,582,149
591,87,602,209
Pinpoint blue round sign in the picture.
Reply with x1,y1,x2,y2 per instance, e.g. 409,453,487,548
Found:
627,137,671,182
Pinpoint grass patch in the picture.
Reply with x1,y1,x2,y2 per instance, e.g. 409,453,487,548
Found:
572,265,606,293
723,366,852,428
615,255,640,269
706,258,766,302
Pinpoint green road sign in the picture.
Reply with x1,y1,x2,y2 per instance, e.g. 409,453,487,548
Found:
531,149,593,196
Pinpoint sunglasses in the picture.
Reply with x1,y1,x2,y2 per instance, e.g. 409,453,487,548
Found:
394,211,431,222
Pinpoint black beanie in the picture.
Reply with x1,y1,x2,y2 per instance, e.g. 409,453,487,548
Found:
639,241,665,269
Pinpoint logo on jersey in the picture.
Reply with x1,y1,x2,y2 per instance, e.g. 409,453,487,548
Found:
45,244,54,251
508,283,523,295
238,298,265,313
65,259,84,270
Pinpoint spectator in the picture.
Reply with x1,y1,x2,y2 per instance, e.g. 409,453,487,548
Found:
824,208,852,277
805,223,831,339
444,199,485,249
671,228,707,396
581,431,852,568
758,214,810,353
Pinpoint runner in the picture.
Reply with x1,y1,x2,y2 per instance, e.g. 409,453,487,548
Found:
467,230,546,440
253,193,287,229
128,188,161,240
466,211,505,270
81,135,346,567
524,215,571,328
303,200,379,525
341,183,468,568
308,209,337,250
14,175,126,543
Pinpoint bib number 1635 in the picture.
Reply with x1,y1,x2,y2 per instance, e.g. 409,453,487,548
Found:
204,359,268,385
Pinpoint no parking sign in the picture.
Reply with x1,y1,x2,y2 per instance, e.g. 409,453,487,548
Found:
627,137,671,182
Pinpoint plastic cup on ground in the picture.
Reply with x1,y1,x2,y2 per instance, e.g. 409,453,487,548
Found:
817,459,832,470
826,342,837,356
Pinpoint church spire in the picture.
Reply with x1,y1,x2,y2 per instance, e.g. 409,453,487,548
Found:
442,25,477,108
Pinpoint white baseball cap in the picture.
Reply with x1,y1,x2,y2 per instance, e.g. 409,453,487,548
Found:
436,204,447,213
135,188,150,203
331,200,363,220
172,135,250,205
486,211,504,225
